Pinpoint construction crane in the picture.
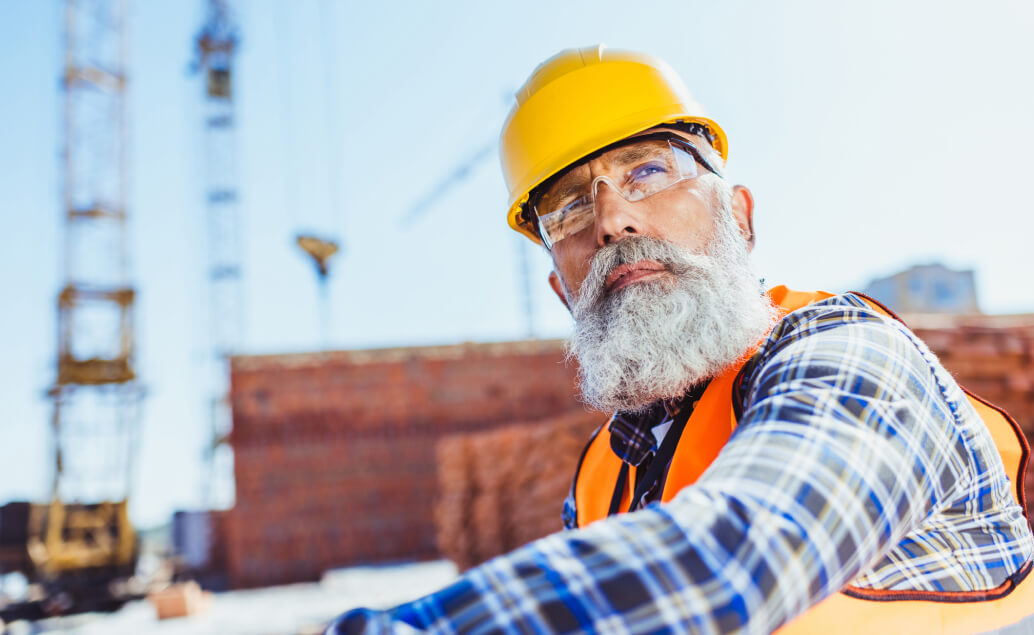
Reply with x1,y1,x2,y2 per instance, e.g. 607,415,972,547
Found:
195,0,243,511
0,0,142,619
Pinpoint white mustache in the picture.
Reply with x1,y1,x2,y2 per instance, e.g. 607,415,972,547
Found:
574,236,716,317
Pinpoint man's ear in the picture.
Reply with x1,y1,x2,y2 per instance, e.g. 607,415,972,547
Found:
548,270,571,312
730,185,756,251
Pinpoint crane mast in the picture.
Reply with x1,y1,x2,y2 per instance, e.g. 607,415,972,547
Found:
196,0,242,509
29,0,141,591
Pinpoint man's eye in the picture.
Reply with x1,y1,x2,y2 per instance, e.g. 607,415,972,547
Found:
627,162,669,184
556,205,593,236
546,197,592,237
557,195,592,216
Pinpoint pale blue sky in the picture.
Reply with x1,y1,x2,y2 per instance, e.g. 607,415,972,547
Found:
3,0,1033,527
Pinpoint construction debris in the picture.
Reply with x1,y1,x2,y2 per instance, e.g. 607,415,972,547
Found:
148,581,211,620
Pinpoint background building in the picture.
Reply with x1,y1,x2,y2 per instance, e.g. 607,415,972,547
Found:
863,263,980,314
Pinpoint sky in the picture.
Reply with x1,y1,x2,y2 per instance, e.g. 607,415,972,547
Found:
2,0,1033,528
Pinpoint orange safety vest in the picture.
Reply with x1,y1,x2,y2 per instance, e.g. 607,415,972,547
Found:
572,286,1034,634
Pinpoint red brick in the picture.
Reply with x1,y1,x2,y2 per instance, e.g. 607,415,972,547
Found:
226,339,586,588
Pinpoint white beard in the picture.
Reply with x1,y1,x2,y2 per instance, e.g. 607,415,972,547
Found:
566,205,779,414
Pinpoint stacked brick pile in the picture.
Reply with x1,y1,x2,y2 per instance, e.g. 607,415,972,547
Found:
434,409,605,570
226,339,582,588
908,313,1034,521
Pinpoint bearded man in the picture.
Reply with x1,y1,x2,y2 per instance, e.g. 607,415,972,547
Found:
329,47,1034,634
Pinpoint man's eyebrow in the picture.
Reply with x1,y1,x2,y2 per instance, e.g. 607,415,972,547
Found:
606,142,661,166
543,140,668,206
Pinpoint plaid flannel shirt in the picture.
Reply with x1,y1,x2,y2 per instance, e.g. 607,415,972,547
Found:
328,293,1033,634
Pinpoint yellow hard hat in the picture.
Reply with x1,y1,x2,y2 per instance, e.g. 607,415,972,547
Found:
500,45,728,244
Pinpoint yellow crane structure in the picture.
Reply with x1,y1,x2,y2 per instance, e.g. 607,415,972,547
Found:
1,0,143,616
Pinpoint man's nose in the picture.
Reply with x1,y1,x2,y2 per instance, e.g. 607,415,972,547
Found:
593,177,643,247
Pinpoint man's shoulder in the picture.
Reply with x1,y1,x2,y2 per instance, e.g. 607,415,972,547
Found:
738,290,935,396
766,291,905,347
738,289,947,414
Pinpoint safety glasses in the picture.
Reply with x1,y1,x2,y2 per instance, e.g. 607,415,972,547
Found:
530,132,721,249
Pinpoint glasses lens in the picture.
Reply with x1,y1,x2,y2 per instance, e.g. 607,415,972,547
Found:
538,197,594,248
533,136,702,247
606,139,687,201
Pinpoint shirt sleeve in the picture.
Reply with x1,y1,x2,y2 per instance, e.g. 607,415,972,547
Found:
327,300,981,635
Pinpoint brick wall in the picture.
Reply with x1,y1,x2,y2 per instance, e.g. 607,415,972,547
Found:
226,340,583,588
225,315,1034,587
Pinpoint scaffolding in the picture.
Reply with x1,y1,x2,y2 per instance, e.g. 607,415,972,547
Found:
29,0,140,579
196,0,242,509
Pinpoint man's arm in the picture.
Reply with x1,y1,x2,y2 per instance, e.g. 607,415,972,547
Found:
329,301,991,634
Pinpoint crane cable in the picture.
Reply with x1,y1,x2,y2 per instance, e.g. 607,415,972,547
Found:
274,1,300,228
320,0,345,245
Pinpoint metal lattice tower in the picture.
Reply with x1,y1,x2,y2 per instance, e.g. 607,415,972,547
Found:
30,0,140,576
196,0,242,509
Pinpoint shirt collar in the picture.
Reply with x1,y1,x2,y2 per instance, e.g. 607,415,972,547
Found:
607,383,709,467
608,403,666,467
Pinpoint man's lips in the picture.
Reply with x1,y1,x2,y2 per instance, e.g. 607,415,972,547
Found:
604,260,669,293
